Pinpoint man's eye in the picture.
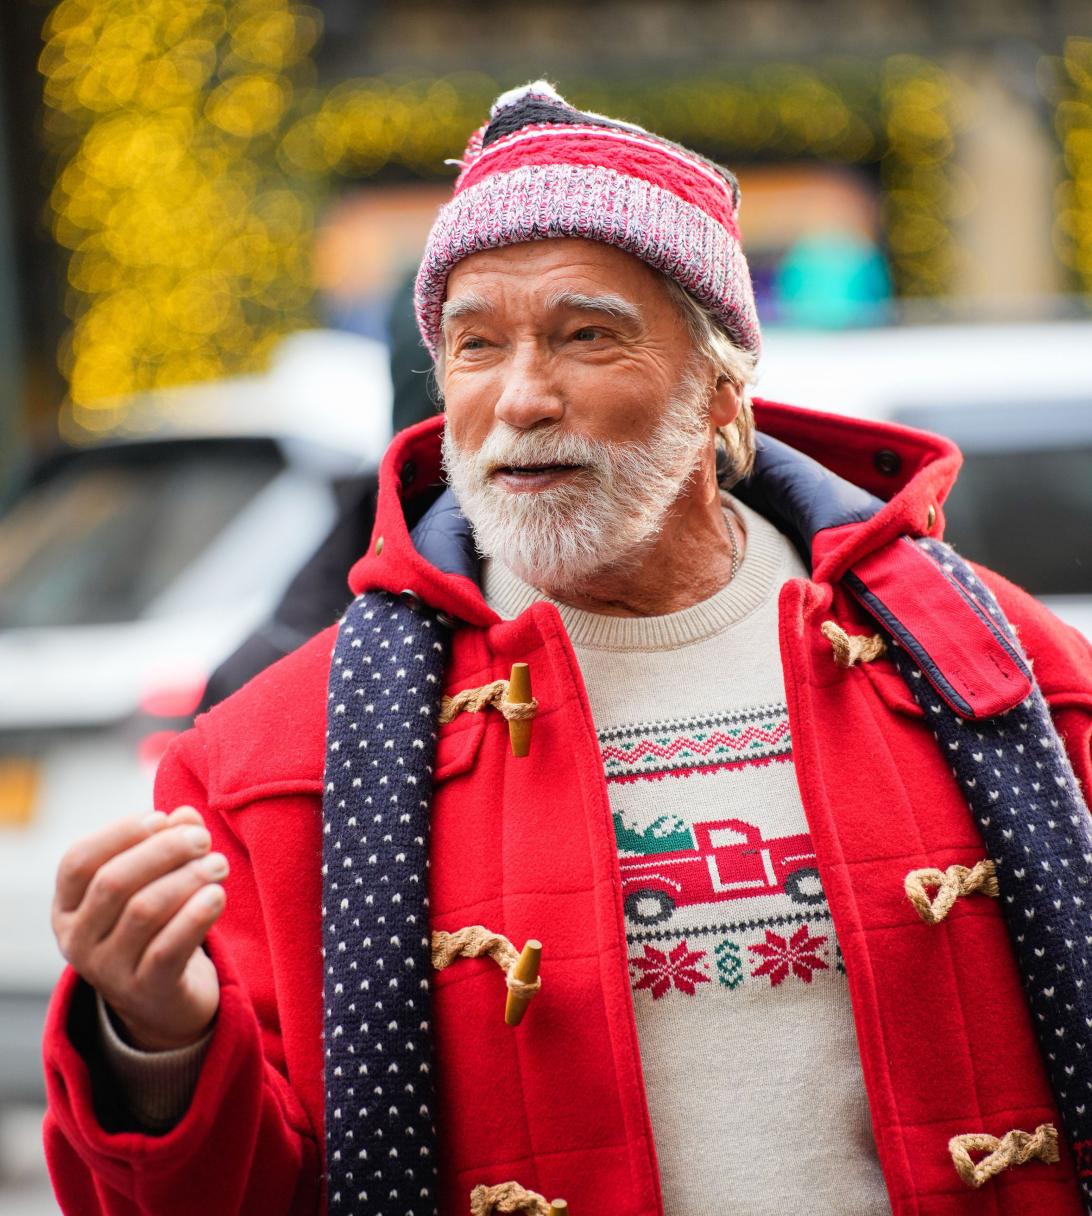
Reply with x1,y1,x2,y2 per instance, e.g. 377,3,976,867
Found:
571,327,602,342
459,337,487,351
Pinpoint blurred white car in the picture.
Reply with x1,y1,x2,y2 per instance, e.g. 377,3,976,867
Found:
759,320,1092,640
0,330,391,1102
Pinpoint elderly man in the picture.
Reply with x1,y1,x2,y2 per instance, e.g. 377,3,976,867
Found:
44,85,1092,1216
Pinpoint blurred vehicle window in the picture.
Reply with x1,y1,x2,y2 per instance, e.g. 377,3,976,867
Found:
0,441,282,629
941,447,1092,596
895,400,1092,599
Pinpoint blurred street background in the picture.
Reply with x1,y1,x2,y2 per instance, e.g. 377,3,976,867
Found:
2,1,1092,1210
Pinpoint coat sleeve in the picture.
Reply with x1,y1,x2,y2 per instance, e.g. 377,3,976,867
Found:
41,728,322,1216
975,562,1092,808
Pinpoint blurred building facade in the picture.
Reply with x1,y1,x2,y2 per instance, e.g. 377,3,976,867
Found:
0,0,1090,457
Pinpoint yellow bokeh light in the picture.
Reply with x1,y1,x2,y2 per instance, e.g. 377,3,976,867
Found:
1053,38,1092,290
40,0,319,419
206,72,290,137
880,57,959,297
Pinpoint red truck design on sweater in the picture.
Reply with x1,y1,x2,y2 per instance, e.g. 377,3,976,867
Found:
619,817,824,925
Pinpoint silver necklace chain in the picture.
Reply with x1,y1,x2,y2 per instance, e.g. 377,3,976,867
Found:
725,511,740,583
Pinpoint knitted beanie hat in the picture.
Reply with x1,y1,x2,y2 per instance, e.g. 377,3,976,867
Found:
414,81,760,358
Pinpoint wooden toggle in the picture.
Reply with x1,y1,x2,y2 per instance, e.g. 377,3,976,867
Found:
507,662,533,757
438,663,537,757
504,938,542,1027
432,926,543,1026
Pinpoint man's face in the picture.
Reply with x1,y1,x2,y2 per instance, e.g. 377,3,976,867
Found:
440,238,717,592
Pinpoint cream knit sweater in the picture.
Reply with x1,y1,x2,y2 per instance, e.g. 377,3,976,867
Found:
483,497,891,1216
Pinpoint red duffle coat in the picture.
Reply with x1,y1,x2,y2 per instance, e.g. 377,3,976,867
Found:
43,402,1092,1215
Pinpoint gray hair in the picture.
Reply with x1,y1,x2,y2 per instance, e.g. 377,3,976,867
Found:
659,276,758,486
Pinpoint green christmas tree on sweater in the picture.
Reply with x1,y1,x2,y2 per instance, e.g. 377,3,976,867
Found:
612,810,694,857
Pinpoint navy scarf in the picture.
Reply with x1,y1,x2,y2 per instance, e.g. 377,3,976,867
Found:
322,592,449,1214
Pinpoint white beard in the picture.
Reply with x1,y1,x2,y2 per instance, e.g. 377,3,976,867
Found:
440,369,711,595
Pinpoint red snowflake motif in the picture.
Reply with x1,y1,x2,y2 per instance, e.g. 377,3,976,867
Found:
629,939,711,999
748,924,829,986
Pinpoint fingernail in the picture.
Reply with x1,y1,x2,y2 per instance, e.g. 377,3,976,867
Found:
201,885,225,909
201,852,228,879
185,826,211,853
142,812,167,831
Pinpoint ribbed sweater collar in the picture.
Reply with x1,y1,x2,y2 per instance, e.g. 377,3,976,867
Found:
482,497,792,651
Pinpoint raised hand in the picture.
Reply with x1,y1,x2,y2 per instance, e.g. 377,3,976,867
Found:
51,806,228,1051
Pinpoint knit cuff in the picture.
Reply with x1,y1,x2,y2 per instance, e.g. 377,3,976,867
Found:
95,992,213,1133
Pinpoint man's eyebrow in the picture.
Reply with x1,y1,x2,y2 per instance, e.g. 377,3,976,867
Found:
440,288,643,330
441,293,492,329
543,290,642,325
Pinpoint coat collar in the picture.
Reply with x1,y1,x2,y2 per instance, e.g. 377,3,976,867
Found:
348,398,962,622
349,402,1036,721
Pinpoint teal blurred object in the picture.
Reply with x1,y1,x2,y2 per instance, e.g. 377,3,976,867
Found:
774,232,893,328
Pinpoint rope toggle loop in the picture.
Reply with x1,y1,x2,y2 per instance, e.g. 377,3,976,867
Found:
470,1182,568,1215
432,925,543,1025
905,860,999,924
820,620,887,668
439,663,537,757
949,1123,1059,1188
439,680,537,723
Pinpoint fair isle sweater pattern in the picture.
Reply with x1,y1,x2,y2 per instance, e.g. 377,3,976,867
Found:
599,703,791,784
602,704,845,1001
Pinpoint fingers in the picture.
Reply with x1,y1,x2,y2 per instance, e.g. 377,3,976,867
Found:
54,805,206,915
54,812,168,914
134,883,226,990
98,851,229,975
66,822,214,956
164,805,204,828
51,805,228,1050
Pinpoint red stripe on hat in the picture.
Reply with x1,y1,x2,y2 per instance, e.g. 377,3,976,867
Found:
456,128,739,238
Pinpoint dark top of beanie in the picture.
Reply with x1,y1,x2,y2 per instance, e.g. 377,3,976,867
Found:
479,94,741,207
481,97,622,147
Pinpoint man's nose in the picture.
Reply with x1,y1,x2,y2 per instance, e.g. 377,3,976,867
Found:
492,348,565,431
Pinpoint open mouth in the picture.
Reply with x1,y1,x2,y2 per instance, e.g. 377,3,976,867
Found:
494,463,583,477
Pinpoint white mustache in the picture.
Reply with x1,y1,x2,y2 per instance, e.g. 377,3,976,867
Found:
465,425,619,483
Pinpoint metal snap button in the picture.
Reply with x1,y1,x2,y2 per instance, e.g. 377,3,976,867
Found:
874,448,901,476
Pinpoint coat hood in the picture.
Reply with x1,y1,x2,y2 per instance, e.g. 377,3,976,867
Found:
348,397,962,622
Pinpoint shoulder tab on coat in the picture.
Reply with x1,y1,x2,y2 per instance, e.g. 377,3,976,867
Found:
193,624,335,809
844,538,1032,719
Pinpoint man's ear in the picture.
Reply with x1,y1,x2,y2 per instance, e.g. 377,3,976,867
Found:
710,376,742,429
